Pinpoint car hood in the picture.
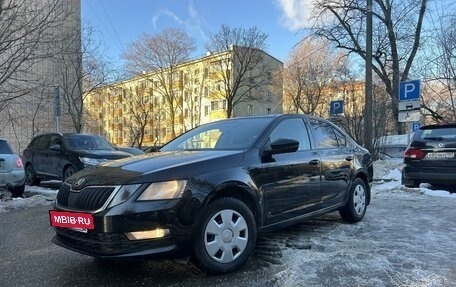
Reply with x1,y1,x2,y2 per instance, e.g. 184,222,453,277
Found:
71,149,132,159
66,150,245,189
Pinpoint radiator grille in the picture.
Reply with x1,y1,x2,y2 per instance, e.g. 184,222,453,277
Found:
56,183,116,212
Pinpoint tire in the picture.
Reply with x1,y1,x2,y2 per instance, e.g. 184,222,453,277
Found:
404,180,420,188
339,178,367,223
63,166,76,182
9,184,25,198
25,164,41,186
192,197,257,274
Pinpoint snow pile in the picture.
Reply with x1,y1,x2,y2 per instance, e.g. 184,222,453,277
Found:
373,159,456,198
0,183,58,213
373,159,403,182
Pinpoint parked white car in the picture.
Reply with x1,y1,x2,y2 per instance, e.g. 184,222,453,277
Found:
0,139,25,197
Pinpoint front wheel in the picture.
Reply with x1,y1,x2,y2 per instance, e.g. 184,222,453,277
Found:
193,197,257,274
63,166,76,182
339,178,367,223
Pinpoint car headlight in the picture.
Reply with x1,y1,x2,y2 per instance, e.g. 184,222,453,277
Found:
79,157,105,166
137,180,188,201
108,184,142,208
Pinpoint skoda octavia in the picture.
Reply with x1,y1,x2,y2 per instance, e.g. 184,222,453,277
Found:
50,114,373,274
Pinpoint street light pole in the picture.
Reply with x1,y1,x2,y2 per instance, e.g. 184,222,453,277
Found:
364,0,373,152
54,87,61,133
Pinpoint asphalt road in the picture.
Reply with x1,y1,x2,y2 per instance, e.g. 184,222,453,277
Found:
1,188,455,287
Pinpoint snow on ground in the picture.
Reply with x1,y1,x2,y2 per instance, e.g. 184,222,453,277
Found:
0,181,59,213
373,159,456,198
0,160,454,213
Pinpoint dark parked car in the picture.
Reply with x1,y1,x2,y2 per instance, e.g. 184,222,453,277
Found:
23,133,131,185
0,139,25,197
115,146,145,156
142,145,162,153
402,124,456,188
49,114,373,274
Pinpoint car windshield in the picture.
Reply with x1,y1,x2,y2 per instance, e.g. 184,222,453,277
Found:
65,135,115,151
161,117,274,151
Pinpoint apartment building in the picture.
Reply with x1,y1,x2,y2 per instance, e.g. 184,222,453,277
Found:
0,0,81,153
85,47,283,147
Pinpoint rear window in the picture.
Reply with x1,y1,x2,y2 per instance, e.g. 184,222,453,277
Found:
0,140,13,154
415,127,456,141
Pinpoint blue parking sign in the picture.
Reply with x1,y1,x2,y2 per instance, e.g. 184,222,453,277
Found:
399,80,420,101
330,100,344,115
412,122,421,132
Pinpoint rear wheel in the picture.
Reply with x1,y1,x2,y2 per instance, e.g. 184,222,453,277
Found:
63,166,76,182
339,178,367,223
9,184,25,198
25,164,41,186
193,197,257,274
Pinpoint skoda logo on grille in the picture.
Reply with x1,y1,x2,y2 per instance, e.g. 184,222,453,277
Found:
74,178,85,188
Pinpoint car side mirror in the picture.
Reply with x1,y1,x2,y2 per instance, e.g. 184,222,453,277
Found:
49,144,62,151
270,138,299,155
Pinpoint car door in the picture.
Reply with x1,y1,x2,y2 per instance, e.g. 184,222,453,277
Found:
47,134,65,178
308,119,352,207
250,117,322,226
30,135,50,175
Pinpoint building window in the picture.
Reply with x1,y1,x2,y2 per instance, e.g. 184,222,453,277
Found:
211,101,219,111
248,104,253,115
204,105,209,116
222,99,227,109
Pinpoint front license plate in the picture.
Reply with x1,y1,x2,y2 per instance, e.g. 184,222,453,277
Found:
49,210,94,230
425,152,455,159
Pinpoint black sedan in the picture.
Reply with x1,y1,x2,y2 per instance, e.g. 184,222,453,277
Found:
49,114,373,274
402,123,456,188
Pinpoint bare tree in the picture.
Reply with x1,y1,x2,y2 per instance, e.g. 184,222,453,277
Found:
123,85,155,148
122,28,196,138
419,11,456,123
205,25,269,118
283,38,346,116
53,21,114,132
313,0,428,134
0,0,69,107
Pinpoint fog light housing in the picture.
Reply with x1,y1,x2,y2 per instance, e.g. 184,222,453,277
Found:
125,229,170,240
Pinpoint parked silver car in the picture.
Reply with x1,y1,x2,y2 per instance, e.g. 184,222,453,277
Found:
0,139,25,197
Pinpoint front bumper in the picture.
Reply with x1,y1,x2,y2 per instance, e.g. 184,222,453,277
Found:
51,198,202,259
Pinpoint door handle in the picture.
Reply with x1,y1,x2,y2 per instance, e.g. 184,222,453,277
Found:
345,156,353,161
309,159,320,165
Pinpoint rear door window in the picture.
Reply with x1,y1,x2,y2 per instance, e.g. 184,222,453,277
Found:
309,119,339,149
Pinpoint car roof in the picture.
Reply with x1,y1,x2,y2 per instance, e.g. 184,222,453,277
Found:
420,123,456,130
